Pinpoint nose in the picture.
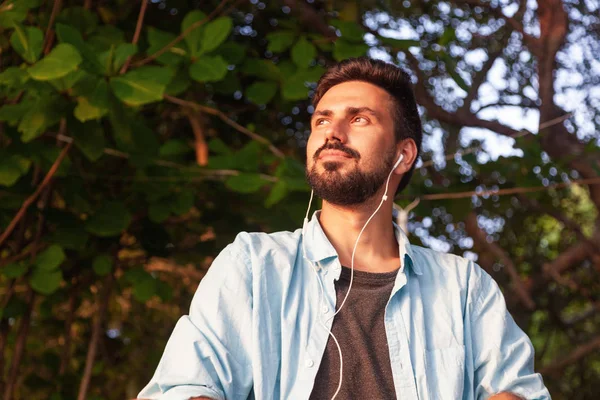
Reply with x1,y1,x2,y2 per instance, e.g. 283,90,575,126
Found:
324,119,348,143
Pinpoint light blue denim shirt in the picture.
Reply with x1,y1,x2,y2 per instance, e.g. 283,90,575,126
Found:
139,211,550,400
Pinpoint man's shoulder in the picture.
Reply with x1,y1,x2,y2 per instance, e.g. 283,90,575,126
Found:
228,228,303,256
409,244,489,287
410,244,472,269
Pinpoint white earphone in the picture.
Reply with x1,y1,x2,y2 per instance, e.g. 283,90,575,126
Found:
302,152,404,400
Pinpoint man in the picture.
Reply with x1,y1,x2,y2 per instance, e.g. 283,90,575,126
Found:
138,57,550,400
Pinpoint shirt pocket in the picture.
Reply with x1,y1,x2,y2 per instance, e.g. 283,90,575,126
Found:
424,345,465,400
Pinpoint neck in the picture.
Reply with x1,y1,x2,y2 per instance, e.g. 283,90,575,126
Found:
318,192,400,273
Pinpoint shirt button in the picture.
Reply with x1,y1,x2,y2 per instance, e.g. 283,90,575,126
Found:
306,359,314,368
322,306,329,313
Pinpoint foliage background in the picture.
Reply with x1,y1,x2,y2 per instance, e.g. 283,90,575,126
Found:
0,0,599,399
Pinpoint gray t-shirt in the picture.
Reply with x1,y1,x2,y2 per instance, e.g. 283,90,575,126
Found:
309,265,399,399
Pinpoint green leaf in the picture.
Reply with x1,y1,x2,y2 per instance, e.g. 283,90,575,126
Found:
110,66,174,106
208,138,233,155
225,173,268,193
159,139,191,157
282,73,309,100
3,262,29,279
124,267,158,302
87,26,125,52
233,141,262,172
439,27,456,47
181,10,207,57
71,120,105,161
46,213,89,250
56,6,98,36
266,31,296,53
241,59,282,81
73,76,109,122
18,98,63,142
85,201,132,237
200,17,233,55
0,67,29,89
34,244,66,271
164,67,191,96
296,65,326,83
1,298,28,320
48,69,87,92
0,155,31,186
0,0,42,28
148,199,171,223
112,43,138,72
462,153,477,165
171,189,195,215
189,55,228,82
217,42,246,64
146,27,186,66
155,279,174,302
132,276,157,302
291,37,316,67
265,181,288,208
379,37,420,50
333,40,369,61
246,81,278,105
213,71,241,94
55,23,105,75
30,268,63,295
28,44,82,81
74,97,107,121
92,255,112,276
331,20,364,43
0,102,29,124
10,24,43,63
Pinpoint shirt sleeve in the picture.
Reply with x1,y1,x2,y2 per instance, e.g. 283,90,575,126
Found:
138,234,254,400
467,262,551,400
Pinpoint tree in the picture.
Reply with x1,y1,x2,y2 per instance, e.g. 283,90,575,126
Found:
0,0,598,399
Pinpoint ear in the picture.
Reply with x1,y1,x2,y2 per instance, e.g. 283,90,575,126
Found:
393,138,418,175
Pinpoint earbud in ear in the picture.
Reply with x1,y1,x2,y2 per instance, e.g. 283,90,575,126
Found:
392,154,404,170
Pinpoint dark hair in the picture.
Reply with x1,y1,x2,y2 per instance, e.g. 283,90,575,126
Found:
312,57,422,194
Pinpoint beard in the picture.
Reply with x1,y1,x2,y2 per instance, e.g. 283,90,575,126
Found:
306,143,396,206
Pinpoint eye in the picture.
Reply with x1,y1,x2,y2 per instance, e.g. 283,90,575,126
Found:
353,116,369,123
315,118,329,125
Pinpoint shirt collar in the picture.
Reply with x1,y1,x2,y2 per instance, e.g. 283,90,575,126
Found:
303,210,422,276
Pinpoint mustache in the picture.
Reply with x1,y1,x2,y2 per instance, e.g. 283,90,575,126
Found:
313,142,360,161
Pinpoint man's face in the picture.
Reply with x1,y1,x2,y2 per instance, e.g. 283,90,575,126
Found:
306,81,398,206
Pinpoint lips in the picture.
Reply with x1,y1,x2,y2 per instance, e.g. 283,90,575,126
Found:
319,150,353,159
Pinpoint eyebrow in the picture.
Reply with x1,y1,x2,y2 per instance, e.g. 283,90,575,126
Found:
311,106,379,121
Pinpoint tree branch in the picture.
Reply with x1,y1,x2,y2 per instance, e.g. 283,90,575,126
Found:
403,176,600,201
132,0,231,67
541,233,598,281
465,212,535,310
0,280,16,393
518,195,599,255
120,0,148,74
77,274,113,400
43,0,63,55
186,111,209,166
452,0,538,49
403,51,522,137
164,95,285,159
284,0,337,39
540,335,600,376
0,135,73,248
59,286,78,375
3,289,35,400
460,36,508,113
0,243,47,268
